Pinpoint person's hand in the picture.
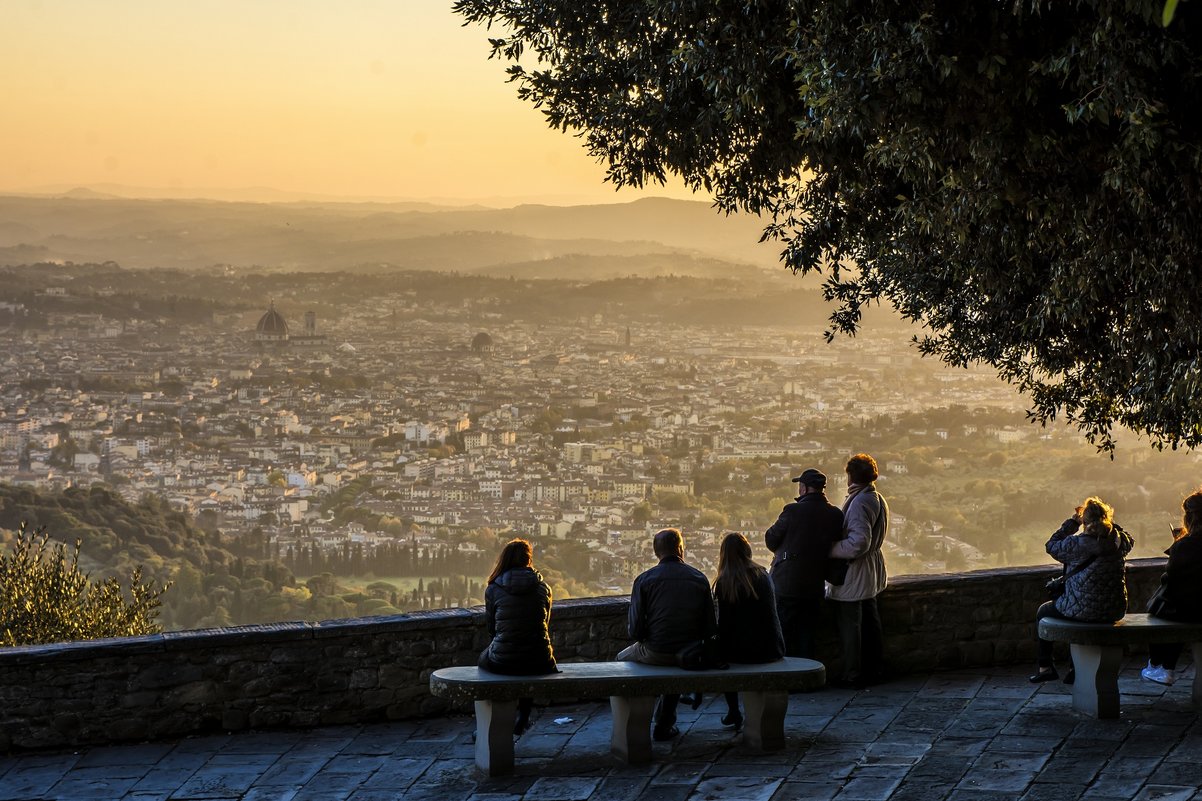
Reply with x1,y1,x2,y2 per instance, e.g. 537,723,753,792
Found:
1072,506,1083,523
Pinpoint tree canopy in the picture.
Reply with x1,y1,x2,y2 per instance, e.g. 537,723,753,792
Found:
455,0,1202,451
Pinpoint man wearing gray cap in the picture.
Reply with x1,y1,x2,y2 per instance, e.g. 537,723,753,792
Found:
765,468,844,659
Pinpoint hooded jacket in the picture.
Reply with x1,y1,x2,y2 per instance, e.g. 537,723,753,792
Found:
1048,519,1135,622
480,566,557,675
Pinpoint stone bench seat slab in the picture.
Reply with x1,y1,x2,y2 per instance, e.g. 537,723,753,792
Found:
1038,613,1202,719
430,657,824,775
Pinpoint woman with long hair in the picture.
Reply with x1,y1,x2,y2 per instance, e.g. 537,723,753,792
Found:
713,532,785,731
1142,489,1202,685
479,538,557,736
1030,497,1134,683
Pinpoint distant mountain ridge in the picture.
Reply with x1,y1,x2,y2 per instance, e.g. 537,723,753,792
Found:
0,194,777,276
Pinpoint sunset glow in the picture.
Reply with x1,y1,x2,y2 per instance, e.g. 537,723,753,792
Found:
0,0,695,204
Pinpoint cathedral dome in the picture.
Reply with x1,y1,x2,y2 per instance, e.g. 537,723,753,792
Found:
255,302,289,341
471,332,494,353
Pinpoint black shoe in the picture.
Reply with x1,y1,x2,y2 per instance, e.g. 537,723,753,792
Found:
682,693,703,710
514,717,531,738
1028,667,1059,684
652,725,680,742
1063,668,1075,685
721,710,744,732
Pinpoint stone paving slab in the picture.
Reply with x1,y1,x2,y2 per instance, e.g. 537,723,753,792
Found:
0,661,1199,800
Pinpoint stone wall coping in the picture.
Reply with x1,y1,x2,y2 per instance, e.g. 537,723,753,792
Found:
0,558,1167,668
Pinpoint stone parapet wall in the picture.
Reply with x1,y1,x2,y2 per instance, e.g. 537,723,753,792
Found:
0,560,1166,751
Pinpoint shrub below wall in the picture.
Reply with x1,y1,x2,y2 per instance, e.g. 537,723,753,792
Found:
0,560,1166,751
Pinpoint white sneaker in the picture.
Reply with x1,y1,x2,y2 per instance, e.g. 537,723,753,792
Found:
1141,662,1177,686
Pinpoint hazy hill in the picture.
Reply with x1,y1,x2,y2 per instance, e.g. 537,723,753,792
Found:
0,194,778,275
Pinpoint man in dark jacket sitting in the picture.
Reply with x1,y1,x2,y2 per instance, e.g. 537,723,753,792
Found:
765,468,844,659
617,527,717,741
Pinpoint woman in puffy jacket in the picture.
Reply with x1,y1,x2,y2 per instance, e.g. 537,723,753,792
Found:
1030,497,1134,683
1141,489,1202,685
478,538,558,736
713,532,785,731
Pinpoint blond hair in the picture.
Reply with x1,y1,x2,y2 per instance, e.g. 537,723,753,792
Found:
1080,497,1114,537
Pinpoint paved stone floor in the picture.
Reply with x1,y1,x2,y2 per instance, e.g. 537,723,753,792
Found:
1,661,1199,801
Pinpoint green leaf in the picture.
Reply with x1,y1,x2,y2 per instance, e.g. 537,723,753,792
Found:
1163,0,1179,27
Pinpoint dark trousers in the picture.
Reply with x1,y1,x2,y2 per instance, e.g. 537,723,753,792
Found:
777,592,824,659
1035,601,1067,667
655,694,681,730
616,643,681,731
1149,642,1184,670
831,596,883,682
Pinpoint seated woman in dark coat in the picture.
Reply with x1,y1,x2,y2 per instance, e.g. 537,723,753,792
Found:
1142,489,1202,685
1031,496,1134,683
479,538,558,736
713,532,785,731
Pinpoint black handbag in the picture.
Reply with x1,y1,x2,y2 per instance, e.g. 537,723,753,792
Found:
1046,554,1096,600
677,635,729,671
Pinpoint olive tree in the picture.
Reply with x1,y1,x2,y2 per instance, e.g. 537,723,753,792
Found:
0,524,169,646
455,0,1202,451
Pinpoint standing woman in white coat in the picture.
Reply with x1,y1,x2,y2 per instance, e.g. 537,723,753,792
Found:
828,453,889,688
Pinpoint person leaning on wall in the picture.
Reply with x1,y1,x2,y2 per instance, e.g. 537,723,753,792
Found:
827,453,890,689
764,467,844,660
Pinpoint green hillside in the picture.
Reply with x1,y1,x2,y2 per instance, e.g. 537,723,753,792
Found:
0,485,361,631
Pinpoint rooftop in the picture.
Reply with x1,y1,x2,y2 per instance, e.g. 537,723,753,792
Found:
2,659,1198,801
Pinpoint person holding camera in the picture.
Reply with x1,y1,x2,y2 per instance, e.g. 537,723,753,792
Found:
1030,497,1134,683
1141,489,1202,685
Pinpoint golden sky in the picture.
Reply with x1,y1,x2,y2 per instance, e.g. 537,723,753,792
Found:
0,0,695,205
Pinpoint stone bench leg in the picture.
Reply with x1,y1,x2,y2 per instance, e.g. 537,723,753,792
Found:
1069,643,1123,719
474,699,517,776
610,695,655,764
741,690,788,750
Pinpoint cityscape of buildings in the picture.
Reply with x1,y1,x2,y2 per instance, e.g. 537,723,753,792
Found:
0,269,1069,604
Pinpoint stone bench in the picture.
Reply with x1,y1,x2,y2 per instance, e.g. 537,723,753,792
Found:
429,657,825,775
1038,613,1202,718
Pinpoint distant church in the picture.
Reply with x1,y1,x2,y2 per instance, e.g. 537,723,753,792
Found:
471,332,494,354
254,302,327,349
